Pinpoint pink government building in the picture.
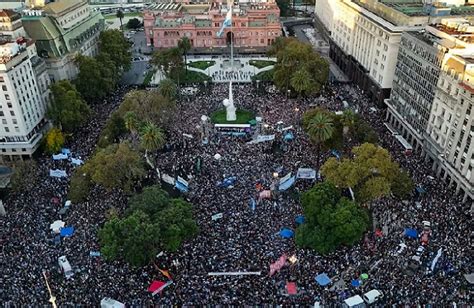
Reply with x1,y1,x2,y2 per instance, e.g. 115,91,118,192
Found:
143,0,281,49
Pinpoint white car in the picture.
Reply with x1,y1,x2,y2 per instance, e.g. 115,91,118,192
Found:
58,256,74,279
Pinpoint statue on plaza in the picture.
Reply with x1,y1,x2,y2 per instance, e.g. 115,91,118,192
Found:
223,81,236,121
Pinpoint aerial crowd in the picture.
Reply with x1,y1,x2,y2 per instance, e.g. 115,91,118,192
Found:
1,82,471,306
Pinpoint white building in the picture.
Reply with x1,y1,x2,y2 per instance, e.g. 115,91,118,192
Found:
0,9,50,160
315,0,474,105
22,0,105,82
424,23,474,201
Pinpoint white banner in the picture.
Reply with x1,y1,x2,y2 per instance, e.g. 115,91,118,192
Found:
257,135,275,142
177,176,189,187
49,169,67,178
296,168,316,179
161,173,175,185
211,213,223,221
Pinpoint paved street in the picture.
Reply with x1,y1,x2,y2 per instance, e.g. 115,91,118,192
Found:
120,29,153,85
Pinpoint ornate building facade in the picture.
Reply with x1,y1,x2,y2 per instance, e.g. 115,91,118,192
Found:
143,0,281,49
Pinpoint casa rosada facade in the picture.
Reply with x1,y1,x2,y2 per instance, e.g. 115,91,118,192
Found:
143,0,281,49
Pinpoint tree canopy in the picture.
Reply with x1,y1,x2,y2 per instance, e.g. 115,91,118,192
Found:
47,80,91,132
10,160,38,192
127,18,141,29
117,89,176,129
270,38,329,96
296,182,369,254
98,29,132,73
75,55,117,102
321,143,413,203
99,186,198,266
44,127,65,154
151,47,183,78
82,142,145,192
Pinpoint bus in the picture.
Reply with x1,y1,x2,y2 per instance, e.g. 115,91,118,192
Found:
395,135,413,155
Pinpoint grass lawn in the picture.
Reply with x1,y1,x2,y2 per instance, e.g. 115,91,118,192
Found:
210,109,255,124
188,60,216,70
143,69,156,86
251,68,274,82
249,59,276,69
173,69,211,84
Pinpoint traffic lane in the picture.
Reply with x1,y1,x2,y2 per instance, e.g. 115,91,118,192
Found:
121,60,148,85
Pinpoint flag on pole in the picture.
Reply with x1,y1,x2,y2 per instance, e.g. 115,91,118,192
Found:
217,6,232,37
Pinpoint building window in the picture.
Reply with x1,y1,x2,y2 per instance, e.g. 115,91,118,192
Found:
12,119,17,124
4,127,9,132
10,111,14,116
1,119,5,124
1,85,6,91
4,94,9,100
14,126,19,132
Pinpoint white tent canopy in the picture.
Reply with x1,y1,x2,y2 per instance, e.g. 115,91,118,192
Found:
50,220,65,233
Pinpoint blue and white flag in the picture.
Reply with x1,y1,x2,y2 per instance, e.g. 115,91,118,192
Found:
217,7,232,37
249,197,256,212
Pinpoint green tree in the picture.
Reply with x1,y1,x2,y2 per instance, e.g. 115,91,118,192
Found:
321,143,403,203
83,142,145,192
99,186,198,266
124,111,139,133
271,38,329,95
127,18,141,29
98,112,127,148
117,90,176,128
44,127,65,154
10,161,38,192
127,185,171,216
341,110,356,136
98,29,132,73
140,122,165,152
391,169,414,200
178,37,191,73
156,198,199,251
290,68,313,96
116,10,124,30
276,0,290,16
68,167,92,203
296,182,369,254
75,55,116,102
151,47,183,79
306,111,334,174
47,80,91,132
99,210,160,266
158,78,177,101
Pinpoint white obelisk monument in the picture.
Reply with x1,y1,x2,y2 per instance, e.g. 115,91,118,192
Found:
221,0,236,122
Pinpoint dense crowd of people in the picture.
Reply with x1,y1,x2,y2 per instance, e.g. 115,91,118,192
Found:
1,81,472,306
211,69,255,82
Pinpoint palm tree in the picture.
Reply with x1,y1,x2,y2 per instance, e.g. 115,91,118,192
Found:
159,78,177,100
140,122,165,152
116,10,124,31
290,68,313,96
307,112,334,178
124,111,138,133
178,37,191,74
341,110,356,136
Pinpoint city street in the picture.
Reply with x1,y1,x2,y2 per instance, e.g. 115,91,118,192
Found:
120,29,153,85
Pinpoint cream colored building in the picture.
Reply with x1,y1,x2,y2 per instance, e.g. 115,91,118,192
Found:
22,0,105,81
425,43,474,201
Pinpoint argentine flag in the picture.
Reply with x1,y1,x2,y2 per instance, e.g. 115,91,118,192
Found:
217,7,232,37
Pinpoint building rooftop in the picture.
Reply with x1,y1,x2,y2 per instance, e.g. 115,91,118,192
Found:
43,0,86,15
0,9,21,21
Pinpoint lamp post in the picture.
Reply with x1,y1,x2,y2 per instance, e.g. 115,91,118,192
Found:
42,271,57,308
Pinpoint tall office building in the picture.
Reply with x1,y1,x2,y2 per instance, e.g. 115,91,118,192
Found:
21,0,105,81
315,0,474,105
386,19,474,201
0,9,50,160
